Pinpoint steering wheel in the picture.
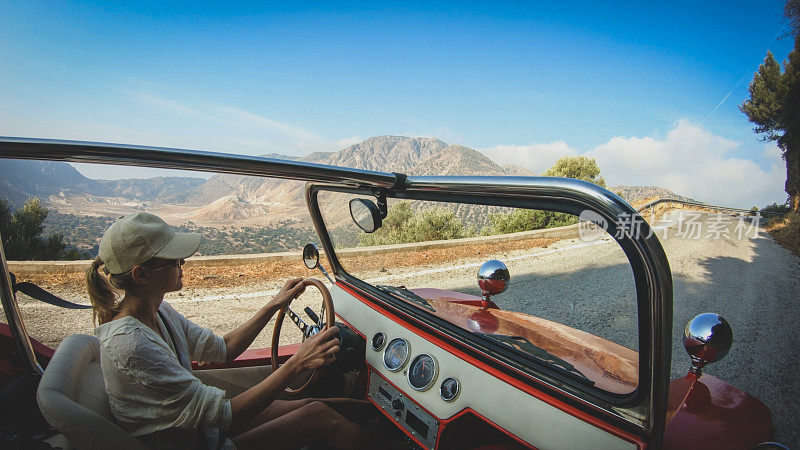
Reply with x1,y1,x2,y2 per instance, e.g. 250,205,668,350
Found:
271,278,335,394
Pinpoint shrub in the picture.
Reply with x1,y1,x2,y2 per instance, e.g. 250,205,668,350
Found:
483,209,577,235
762,201,791,215
360,202,473,245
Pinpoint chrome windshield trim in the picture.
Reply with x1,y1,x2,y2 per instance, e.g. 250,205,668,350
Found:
0,137,397,189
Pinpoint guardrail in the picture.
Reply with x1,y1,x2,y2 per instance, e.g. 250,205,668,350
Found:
637,197,784,218
6,197,781,275
7,222,583,275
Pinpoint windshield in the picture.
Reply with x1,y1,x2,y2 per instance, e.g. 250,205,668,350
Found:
317,189,639,395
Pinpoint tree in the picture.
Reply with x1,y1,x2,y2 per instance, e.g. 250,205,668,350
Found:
740,2,800,214
542,155,607,187
407,207,473,242
789,0,799,37
0,198,65,260
480,156,604,235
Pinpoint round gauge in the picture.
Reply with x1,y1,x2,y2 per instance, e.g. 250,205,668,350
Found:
440,377,460,402
371,332,386,351
383,338,410,372
407,354,438,391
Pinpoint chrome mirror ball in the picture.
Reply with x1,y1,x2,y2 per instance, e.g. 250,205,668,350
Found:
683,313,733,376
477,260,510,305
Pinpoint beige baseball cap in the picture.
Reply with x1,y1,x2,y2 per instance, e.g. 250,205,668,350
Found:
99,212,201,275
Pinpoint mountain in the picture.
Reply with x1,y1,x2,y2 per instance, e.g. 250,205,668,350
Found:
0,160,103,205
324,136,448,173
0,159,207,206
180,136,456,219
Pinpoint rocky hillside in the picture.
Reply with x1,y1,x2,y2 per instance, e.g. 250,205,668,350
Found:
0,160,102,205
410,145,509,176
179,137,539,226
324,136,448,173
0,159,205,206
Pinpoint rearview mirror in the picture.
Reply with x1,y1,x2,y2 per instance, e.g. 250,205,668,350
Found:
349,198,382,233
302,243,320,269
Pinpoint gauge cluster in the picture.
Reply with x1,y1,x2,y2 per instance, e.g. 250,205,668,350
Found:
373,334,459,402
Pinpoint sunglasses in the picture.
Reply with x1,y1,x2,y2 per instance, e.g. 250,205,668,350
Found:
148,258,184,271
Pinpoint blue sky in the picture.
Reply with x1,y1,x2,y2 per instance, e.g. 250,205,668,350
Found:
0,1,794,207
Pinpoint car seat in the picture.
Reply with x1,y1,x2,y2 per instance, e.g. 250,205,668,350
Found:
36,334,148,450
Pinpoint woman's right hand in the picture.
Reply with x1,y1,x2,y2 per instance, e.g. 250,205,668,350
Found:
291,326,340,372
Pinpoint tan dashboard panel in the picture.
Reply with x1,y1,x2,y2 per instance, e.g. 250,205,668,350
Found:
332,285,636,450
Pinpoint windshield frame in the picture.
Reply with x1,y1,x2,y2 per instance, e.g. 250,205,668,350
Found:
306,179,672,444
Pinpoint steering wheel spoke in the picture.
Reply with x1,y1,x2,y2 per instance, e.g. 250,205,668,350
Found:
303,306,322,326
285,307,308,333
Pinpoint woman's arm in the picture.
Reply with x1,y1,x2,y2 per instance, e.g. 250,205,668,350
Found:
228,325,339,431
223,278,305,362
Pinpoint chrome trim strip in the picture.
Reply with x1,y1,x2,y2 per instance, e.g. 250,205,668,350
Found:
0,137,397,188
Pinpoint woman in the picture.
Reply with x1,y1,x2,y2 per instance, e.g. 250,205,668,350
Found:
87,212,371,449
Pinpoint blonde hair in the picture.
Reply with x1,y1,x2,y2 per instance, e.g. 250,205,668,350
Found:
86,256,137,325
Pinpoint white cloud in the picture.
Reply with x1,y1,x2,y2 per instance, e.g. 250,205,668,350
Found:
129,92,321,142
213,106,319,141
478,120,785,208
479,141,578,174
585,120,785,208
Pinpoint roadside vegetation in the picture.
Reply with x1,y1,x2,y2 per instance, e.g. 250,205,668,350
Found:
741,1,800,256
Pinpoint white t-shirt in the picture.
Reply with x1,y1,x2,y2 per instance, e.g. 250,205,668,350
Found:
95,301,234,449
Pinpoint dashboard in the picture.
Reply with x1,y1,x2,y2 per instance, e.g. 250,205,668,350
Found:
332,285,636,450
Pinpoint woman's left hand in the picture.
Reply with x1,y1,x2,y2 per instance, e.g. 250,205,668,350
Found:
268,277,306,310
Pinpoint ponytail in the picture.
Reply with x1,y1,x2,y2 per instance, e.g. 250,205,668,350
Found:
87,257,118,325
